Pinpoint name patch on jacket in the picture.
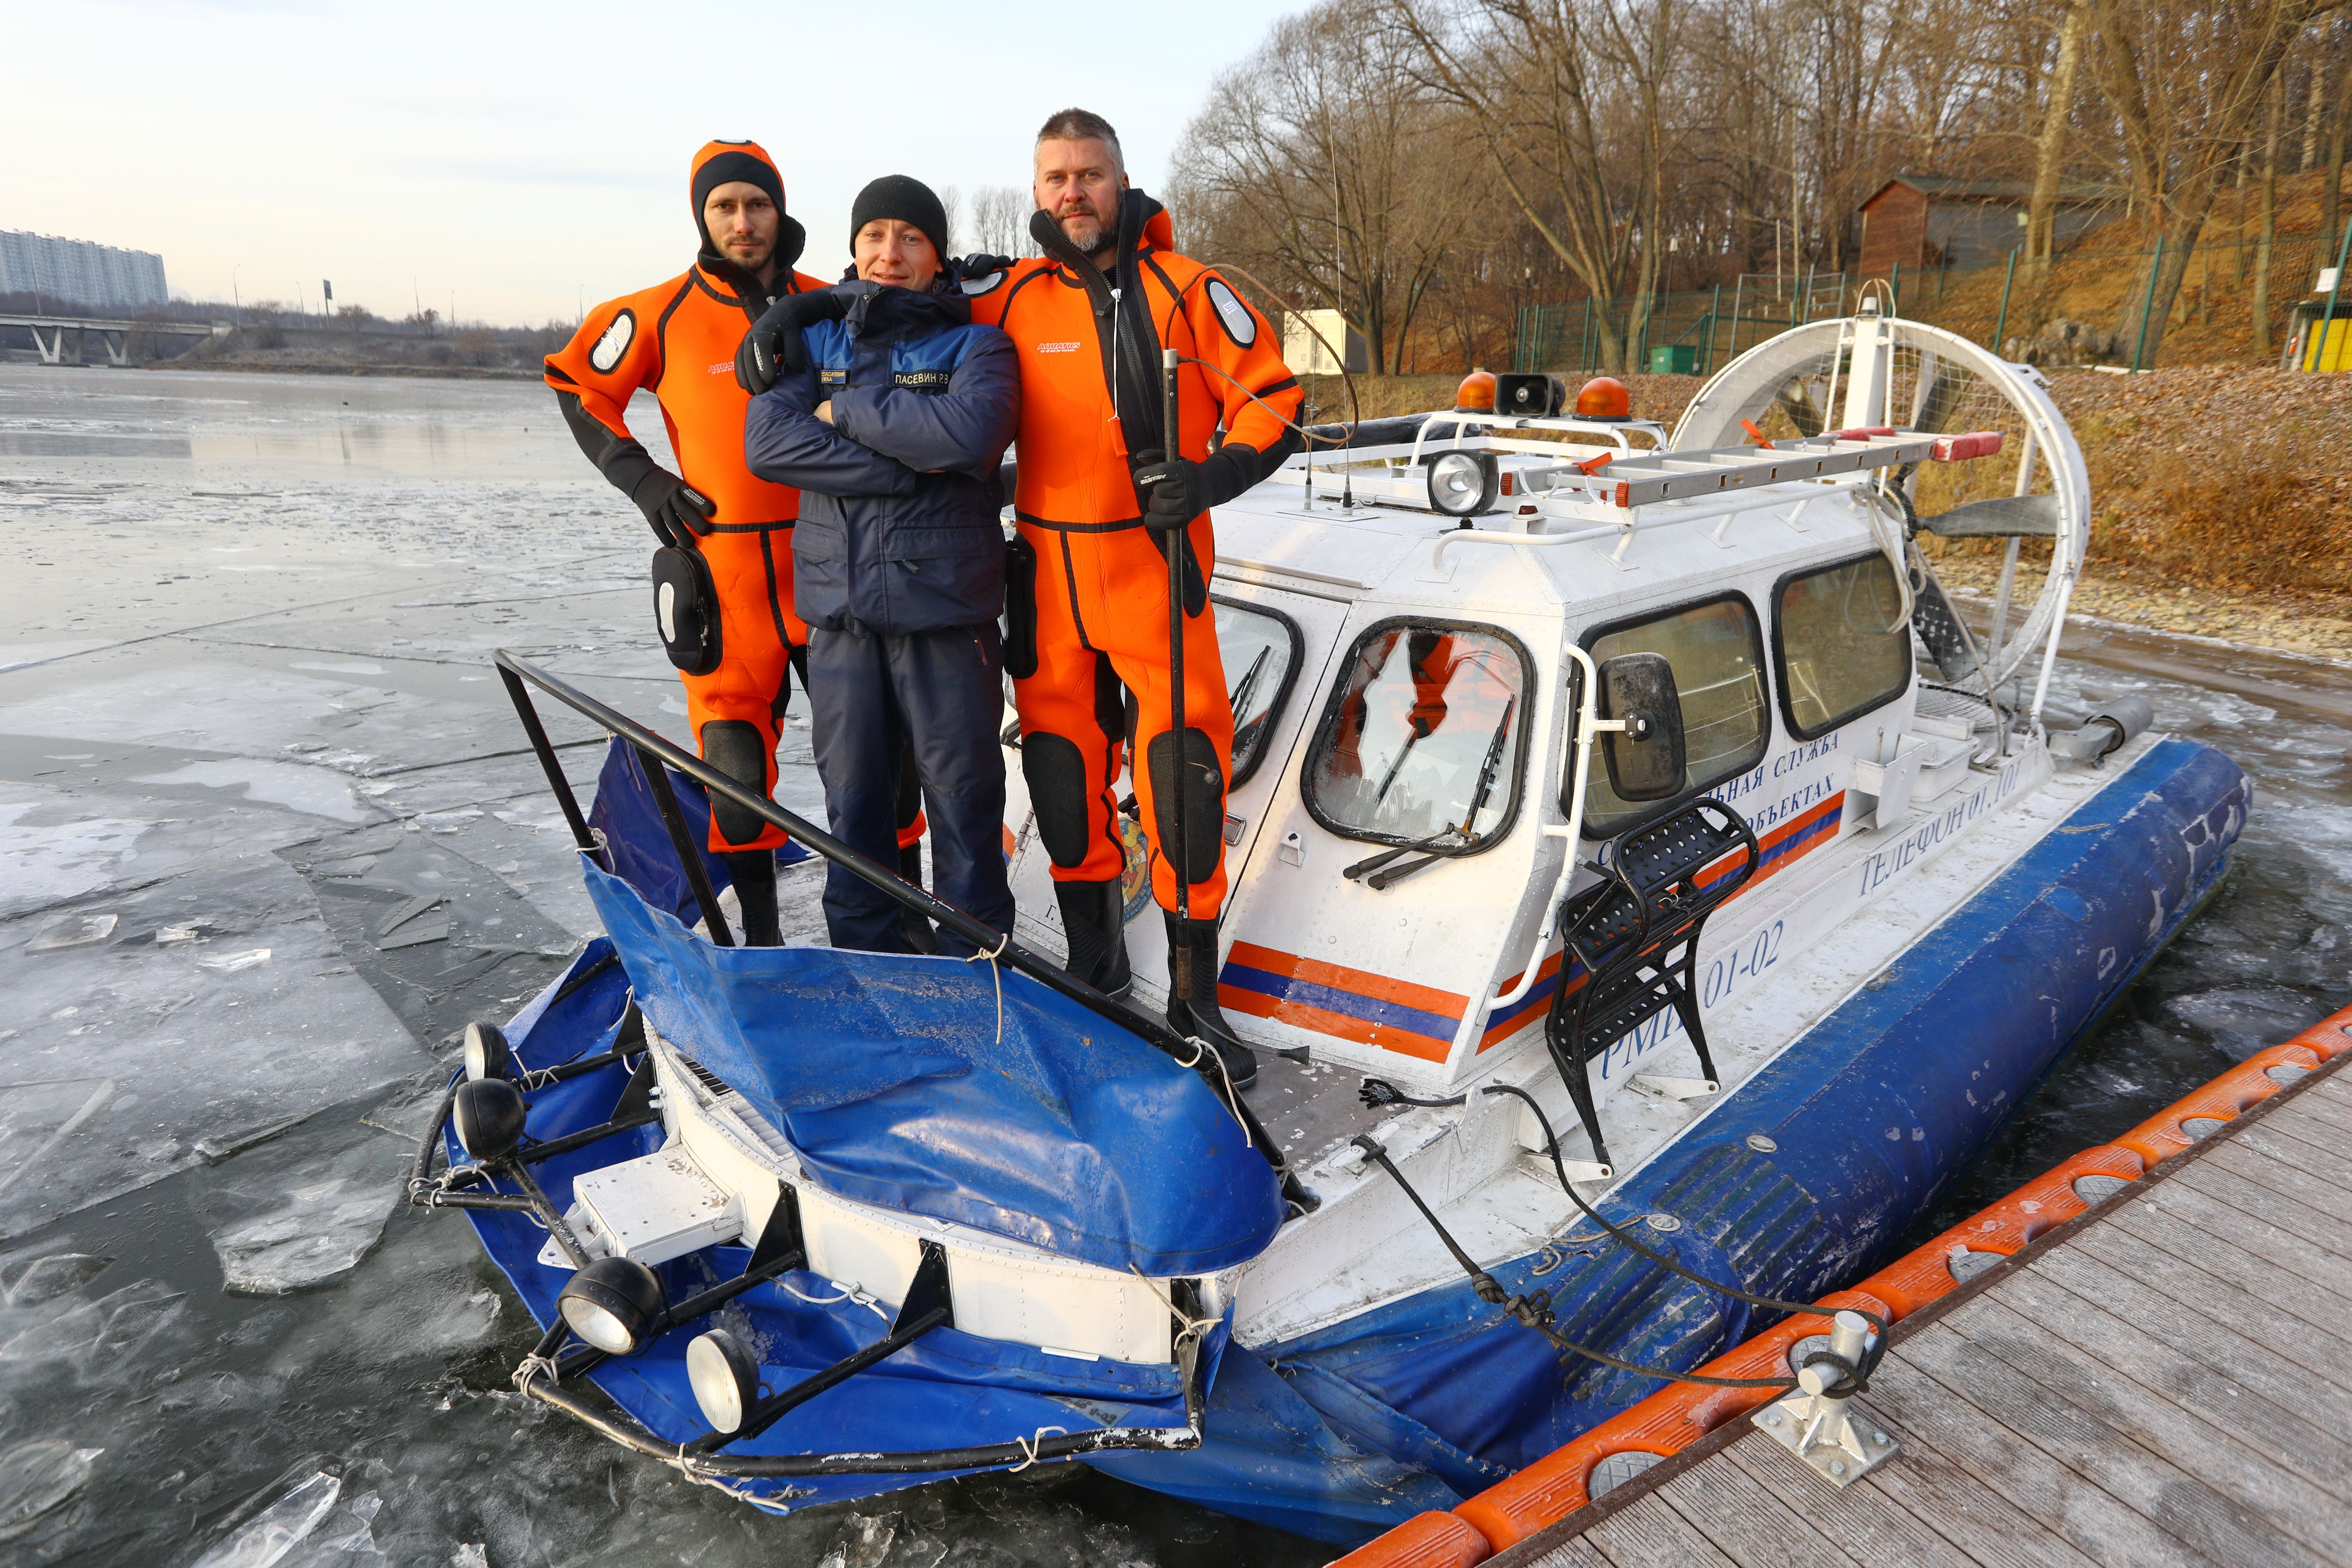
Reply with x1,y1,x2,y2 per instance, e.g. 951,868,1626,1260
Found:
892,369,953,393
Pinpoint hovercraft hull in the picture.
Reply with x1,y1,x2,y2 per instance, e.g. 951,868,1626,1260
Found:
450,734,2244,1543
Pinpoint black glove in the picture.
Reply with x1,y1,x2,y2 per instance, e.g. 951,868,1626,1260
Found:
1137,439,1271,531
954,253,1017,284
734,290,851,395
1133,451,1203,532
630,468,715,548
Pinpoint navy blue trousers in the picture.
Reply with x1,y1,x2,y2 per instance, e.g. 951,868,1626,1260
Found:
807,622,1013,956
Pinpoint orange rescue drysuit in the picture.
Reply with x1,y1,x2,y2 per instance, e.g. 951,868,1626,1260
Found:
967,195,1302,920
545,140,828,855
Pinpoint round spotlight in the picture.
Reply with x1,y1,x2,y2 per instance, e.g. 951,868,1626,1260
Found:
1425,450,1499,517
450,1079,528,1161
1453,369,1496,414
557,1257,667,1356
463,1021,511,1082
1574,376,1632,420
687,1328,762,1433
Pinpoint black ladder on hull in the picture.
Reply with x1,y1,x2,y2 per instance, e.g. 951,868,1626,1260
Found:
1542,798,1760,1170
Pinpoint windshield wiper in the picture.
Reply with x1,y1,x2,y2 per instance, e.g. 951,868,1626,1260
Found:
1342,696,1515,891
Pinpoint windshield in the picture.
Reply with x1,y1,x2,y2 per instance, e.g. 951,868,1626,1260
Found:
1306,620,1528,850
1213,598,1303,788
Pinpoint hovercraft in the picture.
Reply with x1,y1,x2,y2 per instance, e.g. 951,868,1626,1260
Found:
410,310,2247,1546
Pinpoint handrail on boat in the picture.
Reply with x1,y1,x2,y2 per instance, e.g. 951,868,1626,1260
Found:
488,649,1302,1194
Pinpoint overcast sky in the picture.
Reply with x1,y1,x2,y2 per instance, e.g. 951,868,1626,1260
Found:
2,0,1307,326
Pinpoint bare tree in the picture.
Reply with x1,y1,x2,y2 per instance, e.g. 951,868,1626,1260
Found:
2025,0,2089,292
1382,0,1683,374
937,185,964,257
2092,0,2326,362
1171,3,1471,372
969,186,1035,258
2252,55,2282,356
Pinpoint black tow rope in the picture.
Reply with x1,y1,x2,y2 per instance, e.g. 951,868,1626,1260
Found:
1353,1081,1889,1399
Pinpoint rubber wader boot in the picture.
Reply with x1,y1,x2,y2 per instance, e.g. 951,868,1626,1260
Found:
1163,911,1256,1089
1053,877,1132,1000
721,851,783,947
898,842,939,955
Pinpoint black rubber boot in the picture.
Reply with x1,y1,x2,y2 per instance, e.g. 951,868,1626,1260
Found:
898,842,939,955
1053,877,1132,1000
1163,911,1255,1090
720,851,783,947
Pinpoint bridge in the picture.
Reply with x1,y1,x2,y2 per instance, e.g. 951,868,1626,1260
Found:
0,313,228,366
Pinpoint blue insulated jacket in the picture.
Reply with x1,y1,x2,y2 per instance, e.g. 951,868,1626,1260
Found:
745,281,1019,637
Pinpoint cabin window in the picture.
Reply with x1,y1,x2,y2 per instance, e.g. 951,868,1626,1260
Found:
1304,617,1532,852
1213,598,1305,789
1773,552,1912,740
1575,594,1769,837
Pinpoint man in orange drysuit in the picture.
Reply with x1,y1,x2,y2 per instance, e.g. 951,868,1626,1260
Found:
545,140,925,946
964,108,1302,1086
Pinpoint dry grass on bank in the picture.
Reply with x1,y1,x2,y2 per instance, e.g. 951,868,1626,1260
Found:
1304,363,2352,659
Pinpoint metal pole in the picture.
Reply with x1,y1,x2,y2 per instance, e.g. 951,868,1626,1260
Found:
1581,297,1593,373
635,743,735,946
2320,217,2352,372
497,664,598,853
2130,235,2165,371
1160,347,1192,980
1706,283,1722,372
1889,262,1900,319
1992,250,2017,352
1730,275,1745,363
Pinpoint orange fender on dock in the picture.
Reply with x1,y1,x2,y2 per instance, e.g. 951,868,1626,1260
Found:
1329,1001,2352,1566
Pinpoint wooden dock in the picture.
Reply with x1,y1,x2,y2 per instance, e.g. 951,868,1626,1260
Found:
1489,1048,2352,1568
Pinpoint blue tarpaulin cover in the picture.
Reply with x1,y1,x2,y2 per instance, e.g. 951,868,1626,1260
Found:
585,739,806,926
583,863,1283,1277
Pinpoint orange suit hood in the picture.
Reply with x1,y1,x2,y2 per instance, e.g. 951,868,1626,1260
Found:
689,139,806,278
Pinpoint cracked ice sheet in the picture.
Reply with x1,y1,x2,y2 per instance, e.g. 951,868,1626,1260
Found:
0,798,152,920
200,1122,408,1295
0,785,421,1242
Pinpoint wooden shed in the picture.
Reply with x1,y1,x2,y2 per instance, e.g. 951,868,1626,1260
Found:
1856,175,2113,280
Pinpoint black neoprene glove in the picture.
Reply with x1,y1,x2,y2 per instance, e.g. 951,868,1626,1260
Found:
1135,443,1263,532
630,468,715,548
734,290,852,395
954,253,1017,283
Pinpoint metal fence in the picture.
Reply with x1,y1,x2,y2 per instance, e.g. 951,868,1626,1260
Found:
1513,221,2352,377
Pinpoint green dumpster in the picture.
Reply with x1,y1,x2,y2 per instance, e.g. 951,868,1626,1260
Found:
1648,344,1698,374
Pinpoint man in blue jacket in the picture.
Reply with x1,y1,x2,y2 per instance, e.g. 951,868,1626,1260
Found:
743,177,1020,955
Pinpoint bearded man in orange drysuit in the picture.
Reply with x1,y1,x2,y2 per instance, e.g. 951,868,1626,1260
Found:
962,108,1303,1086
546,140,924,946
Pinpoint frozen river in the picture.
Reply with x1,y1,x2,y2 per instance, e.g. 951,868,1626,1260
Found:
1,365,2345,1565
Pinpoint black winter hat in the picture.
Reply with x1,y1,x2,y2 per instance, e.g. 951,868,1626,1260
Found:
693,147,786,232
850,175,949,257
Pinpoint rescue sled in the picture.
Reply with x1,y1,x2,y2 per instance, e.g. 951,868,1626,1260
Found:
408,308,2248,1545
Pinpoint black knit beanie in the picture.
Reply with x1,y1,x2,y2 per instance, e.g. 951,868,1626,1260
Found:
693,148,785,233
850,175,949,257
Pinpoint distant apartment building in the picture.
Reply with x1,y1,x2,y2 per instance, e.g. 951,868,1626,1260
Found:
0,231,169,311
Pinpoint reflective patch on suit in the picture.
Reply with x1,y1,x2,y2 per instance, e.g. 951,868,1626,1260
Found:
1204,278,1255,347
961,271,1006,295
589,309,636,373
